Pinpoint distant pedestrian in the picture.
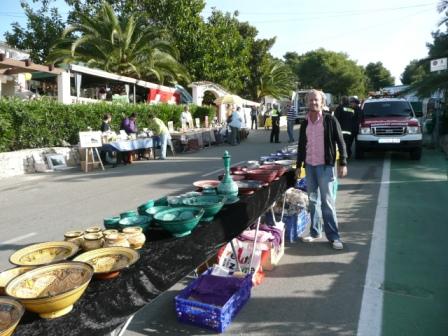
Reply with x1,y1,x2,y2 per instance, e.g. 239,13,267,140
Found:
334,96,359,159
295,89,348,250
286,102,297,142
228,106,243,145
250,106,259,130
270,104,281,143
149,114,171,160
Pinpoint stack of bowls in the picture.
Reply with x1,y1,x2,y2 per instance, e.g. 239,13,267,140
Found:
137,200,154,215
181,195,226,221
118,215,151,233
153,207,204,237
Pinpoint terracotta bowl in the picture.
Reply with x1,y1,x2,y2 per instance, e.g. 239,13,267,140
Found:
73,247,139,280
5,262,94,319
0,297,24,336
9,241,79,267
245,169,277,183
192,180,220,191
259,164,288,177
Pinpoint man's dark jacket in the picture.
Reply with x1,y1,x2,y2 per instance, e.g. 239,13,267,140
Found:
296,113,348,168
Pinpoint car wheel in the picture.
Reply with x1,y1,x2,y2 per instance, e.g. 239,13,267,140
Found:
410,148,422,160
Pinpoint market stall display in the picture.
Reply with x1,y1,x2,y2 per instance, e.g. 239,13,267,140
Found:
7,164,294,335
181,195,226,222
153,207,205,237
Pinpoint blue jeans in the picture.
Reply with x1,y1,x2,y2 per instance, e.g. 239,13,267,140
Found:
287,120,295,142
159,133,169,159
305,164,340,241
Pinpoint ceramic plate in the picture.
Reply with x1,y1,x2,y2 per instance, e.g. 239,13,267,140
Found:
9,241,79,266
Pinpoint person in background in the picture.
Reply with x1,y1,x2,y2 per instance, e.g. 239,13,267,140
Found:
121,113,137,135
101,113,112,132
270,104,281,143
250,106,259,130
295,89,347,250
149,114,171,160
228,106,242,145
286,102,297,143
334,96,359,159
180,105,193,128
119,113,138,164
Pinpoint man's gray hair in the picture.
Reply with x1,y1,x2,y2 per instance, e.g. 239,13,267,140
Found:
305,89,325,104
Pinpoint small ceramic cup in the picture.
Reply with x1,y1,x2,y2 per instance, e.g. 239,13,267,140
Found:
85,226,103,237
104,232,130,248
63,230,84,247
122,227,146,249
82,232,104,251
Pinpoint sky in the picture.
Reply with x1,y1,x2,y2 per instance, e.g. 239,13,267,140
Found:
0,0,443,85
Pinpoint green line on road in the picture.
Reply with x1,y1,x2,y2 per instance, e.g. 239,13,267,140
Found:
382,149,448,335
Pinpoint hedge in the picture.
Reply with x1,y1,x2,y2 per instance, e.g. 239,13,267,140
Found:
0,98,216,152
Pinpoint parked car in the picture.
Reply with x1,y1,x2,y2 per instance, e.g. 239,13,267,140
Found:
356,98,423,160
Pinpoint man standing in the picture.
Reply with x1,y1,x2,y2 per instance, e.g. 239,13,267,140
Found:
250,106,259,130
180,105,193,129
286,102,297,142
270,104,281,143
149,114,171,160
334,96,359,159
295,90,347,250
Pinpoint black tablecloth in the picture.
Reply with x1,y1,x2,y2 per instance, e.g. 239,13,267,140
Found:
15,172,295,336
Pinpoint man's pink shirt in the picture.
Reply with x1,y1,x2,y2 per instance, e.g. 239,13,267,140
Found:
305,111,325,166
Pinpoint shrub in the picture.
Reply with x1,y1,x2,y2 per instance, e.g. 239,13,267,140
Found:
0,99,215,152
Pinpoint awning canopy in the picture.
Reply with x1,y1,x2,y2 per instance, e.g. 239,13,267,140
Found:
0,57,62,75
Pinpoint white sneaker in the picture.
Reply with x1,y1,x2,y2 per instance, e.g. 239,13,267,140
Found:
332,239,343,250
301,234,322,242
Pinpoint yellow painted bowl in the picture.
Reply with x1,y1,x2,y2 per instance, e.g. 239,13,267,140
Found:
5,262,94,319
0,266,34,295
9,241,79,266
0,297,24,336
73,247,139,280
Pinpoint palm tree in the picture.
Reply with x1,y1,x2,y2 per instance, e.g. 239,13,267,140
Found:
255,59,295,102
48,2,189,83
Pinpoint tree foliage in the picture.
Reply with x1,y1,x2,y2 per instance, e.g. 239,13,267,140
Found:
364,62,395,91
3,1,65,63
401,59,429,85
48,2,189,83
285,48,366,97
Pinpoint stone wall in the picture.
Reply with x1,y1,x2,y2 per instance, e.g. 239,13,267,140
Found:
0,147,81,179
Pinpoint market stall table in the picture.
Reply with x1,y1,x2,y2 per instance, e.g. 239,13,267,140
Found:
13,172,295,336
101,137,159,163
170,128,219,152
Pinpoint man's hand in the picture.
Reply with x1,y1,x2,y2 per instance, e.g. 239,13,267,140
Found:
338,165,347,178
295,167,302,180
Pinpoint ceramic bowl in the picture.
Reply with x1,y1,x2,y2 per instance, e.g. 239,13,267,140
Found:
0,266,34,296
73,247,139,280
119,210,138,219
103,216,121,230
118,215,151,233
144,206,171,222
5,262,94,319
235,180,265,195
0,297,24,336
245,169,277,183
274,159,294,167
154,207,205,237
192,180,220,191
137,200,155,215
9,241,79,267
181,195,226,221
84,227,102,235
259,164,288,177
63,231,84,248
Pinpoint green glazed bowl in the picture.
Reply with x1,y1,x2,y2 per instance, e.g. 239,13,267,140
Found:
145,206,171,221
118,215,151,233
137,200,155,215
154,207,204,237
103,216,121,230
181,195,226,221
120,210,138,219
154,197,168,206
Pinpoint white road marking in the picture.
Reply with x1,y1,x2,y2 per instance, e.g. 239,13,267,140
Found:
201,161,245,177
0,232,37,245
357,157,390,336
